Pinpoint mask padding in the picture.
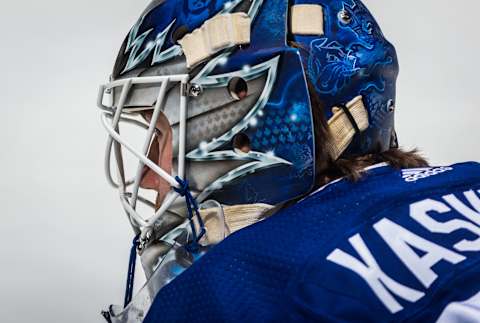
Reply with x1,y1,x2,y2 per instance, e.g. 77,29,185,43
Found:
178,13,251,68
290,4,325,36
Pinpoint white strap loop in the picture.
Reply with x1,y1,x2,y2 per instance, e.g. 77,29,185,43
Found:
178,12,251,68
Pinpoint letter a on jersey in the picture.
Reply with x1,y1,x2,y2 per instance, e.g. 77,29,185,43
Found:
327,234,425,314
374,218,466,288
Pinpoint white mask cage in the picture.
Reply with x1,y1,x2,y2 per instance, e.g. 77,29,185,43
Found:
97,74,191,239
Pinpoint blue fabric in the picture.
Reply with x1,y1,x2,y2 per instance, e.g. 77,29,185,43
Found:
144,162,480,322
124,236,139,308
174,176,206,252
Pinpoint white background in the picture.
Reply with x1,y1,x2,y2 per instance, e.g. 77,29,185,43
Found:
0,0,478,322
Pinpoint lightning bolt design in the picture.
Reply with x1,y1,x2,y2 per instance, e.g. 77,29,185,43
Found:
124,0,286,202
185,0,292,202
122,0,248,74
190,55,291,202
122,18,182,74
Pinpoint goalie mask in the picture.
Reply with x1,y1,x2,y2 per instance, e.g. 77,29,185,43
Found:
97,0,398,302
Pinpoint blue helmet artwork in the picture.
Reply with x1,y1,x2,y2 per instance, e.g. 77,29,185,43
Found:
98,0,398,237
291,0,399,156
97,1,400,318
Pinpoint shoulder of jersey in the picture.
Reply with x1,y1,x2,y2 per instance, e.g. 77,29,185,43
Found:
305,161,480,202
279,161,480,322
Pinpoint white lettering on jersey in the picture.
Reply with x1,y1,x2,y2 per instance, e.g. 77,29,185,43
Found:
402,167,452,183
410,199,480,252
327,189,480,314
327,234,425,314
443,190,480,226
373,218,465,288
436,290,480,323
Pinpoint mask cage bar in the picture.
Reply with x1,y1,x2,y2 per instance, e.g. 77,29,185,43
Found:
98,74,189,231
104,115,150,188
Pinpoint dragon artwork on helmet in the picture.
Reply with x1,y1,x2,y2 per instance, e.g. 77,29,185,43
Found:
97,0,398,320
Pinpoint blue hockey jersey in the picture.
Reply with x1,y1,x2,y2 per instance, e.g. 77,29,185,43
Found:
144,162,480,322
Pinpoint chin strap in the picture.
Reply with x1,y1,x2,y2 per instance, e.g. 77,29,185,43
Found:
124,235,139,308
326,96,369,160
174,176,206,252
122,178,206,309
198,203,275,245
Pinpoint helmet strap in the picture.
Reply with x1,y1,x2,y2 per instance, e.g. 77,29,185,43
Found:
326,96,369,160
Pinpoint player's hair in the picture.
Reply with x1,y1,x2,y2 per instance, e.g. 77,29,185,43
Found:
306,78,429,188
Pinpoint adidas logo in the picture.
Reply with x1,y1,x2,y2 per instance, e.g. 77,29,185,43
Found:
402,167,453,183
